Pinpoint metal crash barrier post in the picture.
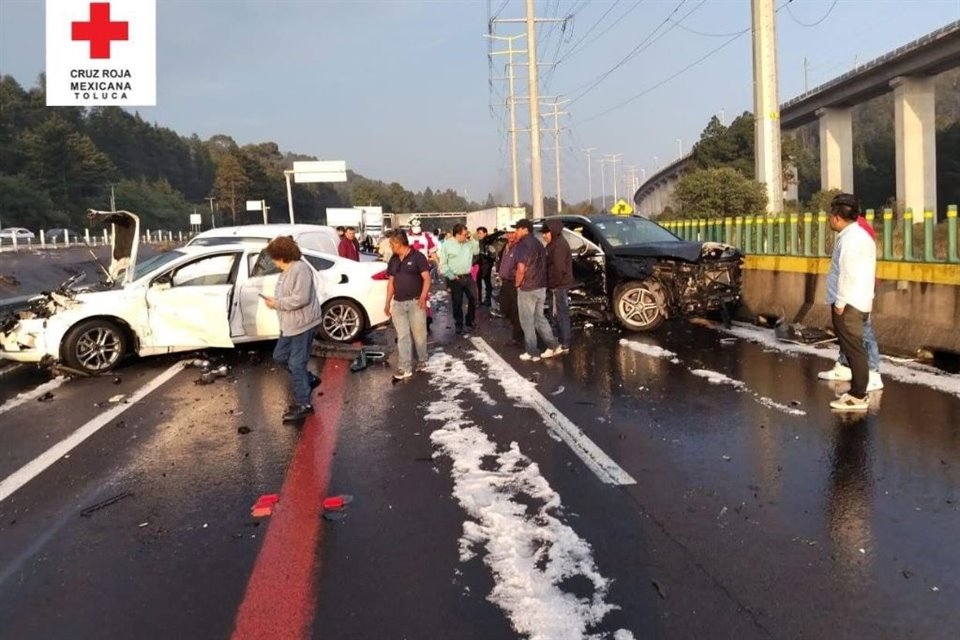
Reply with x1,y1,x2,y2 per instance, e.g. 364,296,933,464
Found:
948,205,959,263
882,209,894,261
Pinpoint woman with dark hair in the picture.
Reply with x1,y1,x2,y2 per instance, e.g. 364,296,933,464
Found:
261,236,324,422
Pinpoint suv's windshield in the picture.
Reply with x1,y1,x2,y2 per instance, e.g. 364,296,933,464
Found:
131,250,185,281
591,217,678,246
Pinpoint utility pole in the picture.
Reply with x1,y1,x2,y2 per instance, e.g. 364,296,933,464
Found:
108,184,116,210
603,154,622,202
542,98,568,213
487,34,526,208
583,148,596,209
626,165,639,200
676,138,683,159
599,157,607,211
752,0,783,213
205,196,216,228
491,3,569,219
525,0,544,219
803,56,809,92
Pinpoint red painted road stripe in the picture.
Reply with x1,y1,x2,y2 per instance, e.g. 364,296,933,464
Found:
231,359,349,640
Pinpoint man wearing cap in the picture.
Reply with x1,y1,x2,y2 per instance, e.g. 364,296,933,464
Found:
825,193,877,412
513,219,560,361
542,220,574,353
440,223,479,335
818,211,883,391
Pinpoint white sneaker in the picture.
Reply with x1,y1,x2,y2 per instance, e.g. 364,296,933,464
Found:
867,371,884,392
540,347,561,359
393,370,412,381
519,353,541,362
818,363,852,381
830,393,869,412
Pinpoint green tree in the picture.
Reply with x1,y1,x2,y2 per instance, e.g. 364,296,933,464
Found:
351,180,384,207
673,167,768,218
213,153,250,224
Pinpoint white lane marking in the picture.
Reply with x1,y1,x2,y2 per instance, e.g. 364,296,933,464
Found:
0,362,187,502
702,319,960,398
469,337,636,486
689,368,806,416
0,376,67,417
620,338,807,416
0,363,23,377
423,352,635,640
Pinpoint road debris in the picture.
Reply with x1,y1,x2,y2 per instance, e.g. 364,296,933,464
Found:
651,579,667,599
80,491,133,517
37,391,55,402
722,455,731,461
551,385,565,396
323,494,354,511
138,522,149,528
108,394,125,403
237,426,252,435
251,494,280,518
322,511,348,522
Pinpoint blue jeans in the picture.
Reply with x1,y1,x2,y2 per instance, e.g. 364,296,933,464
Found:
549,288,571,348
273,326,316,406
517,287,558,356
391,299,428,372
838,314,880,371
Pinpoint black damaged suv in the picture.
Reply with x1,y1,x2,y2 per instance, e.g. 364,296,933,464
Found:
489,215,743,331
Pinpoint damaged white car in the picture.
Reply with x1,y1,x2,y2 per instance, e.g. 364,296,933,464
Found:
0,211,389,374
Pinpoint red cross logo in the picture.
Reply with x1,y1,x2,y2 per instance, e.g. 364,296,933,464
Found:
72,3,129,59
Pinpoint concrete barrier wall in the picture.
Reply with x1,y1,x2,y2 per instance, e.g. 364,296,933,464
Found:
739,256,960,356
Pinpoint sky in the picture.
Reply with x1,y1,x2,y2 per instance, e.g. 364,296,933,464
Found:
1,0,959,205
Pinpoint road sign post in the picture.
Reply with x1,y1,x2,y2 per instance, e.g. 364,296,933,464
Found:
284,161,348,224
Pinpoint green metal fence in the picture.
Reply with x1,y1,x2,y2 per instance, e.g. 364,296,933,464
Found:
659,204,960,264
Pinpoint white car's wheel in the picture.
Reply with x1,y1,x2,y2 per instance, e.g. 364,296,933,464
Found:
613,281,666,332
318,299,364,343
62,319,128,373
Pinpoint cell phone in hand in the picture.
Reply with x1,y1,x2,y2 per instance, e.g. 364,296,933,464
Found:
258,293,269,299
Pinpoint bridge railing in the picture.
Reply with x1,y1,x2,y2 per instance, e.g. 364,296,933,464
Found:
660,205,960,264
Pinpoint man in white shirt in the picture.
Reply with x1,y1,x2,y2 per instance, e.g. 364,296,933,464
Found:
826,193,876,412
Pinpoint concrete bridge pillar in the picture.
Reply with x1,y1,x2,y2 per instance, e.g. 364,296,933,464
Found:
891,76,937,222
816,107,854,192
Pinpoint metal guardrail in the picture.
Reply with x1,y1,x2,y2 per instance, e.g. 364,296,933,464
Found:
0,229,191,253
660,204,960,264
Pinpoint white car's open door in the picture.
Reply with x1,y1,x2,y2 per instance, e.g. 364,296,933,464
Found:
143,252,238,351
236,250,282,339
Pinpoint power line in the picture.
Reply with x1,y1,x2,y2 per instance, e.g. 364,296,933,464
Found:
574,26,748,126
555,0,626,63
786,0,839,28
565,0,708,107
571,0,796,126
560,0,649,63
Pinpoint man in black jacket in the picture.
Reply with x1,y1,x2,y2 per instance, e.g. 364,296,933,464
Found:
475,227,495,306
542,220,574,352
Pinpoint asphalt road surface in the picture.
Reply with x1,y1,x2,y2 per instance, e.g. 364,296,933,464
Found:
1,293,958,640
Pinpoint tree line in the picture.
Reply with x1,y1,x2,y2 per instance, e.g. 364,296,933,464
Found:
0,75,494,232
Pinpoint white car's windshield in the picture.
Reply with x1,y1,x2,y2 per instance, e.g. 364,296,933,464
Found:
132,251,186,281
591,217,679,247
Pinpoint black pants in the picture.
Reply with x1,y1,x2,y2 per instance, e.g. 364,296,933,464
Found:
447,275,477,329
477,260,494,303
832,306,869,398
498,279,524,342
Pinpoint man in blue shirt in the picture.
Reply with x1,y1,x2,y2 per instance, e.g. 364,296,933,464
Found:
513,219,560,362
439,223,478,335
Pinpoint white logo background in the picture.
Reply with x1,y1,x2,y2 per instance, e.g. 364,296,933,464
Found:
46,0,156,106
